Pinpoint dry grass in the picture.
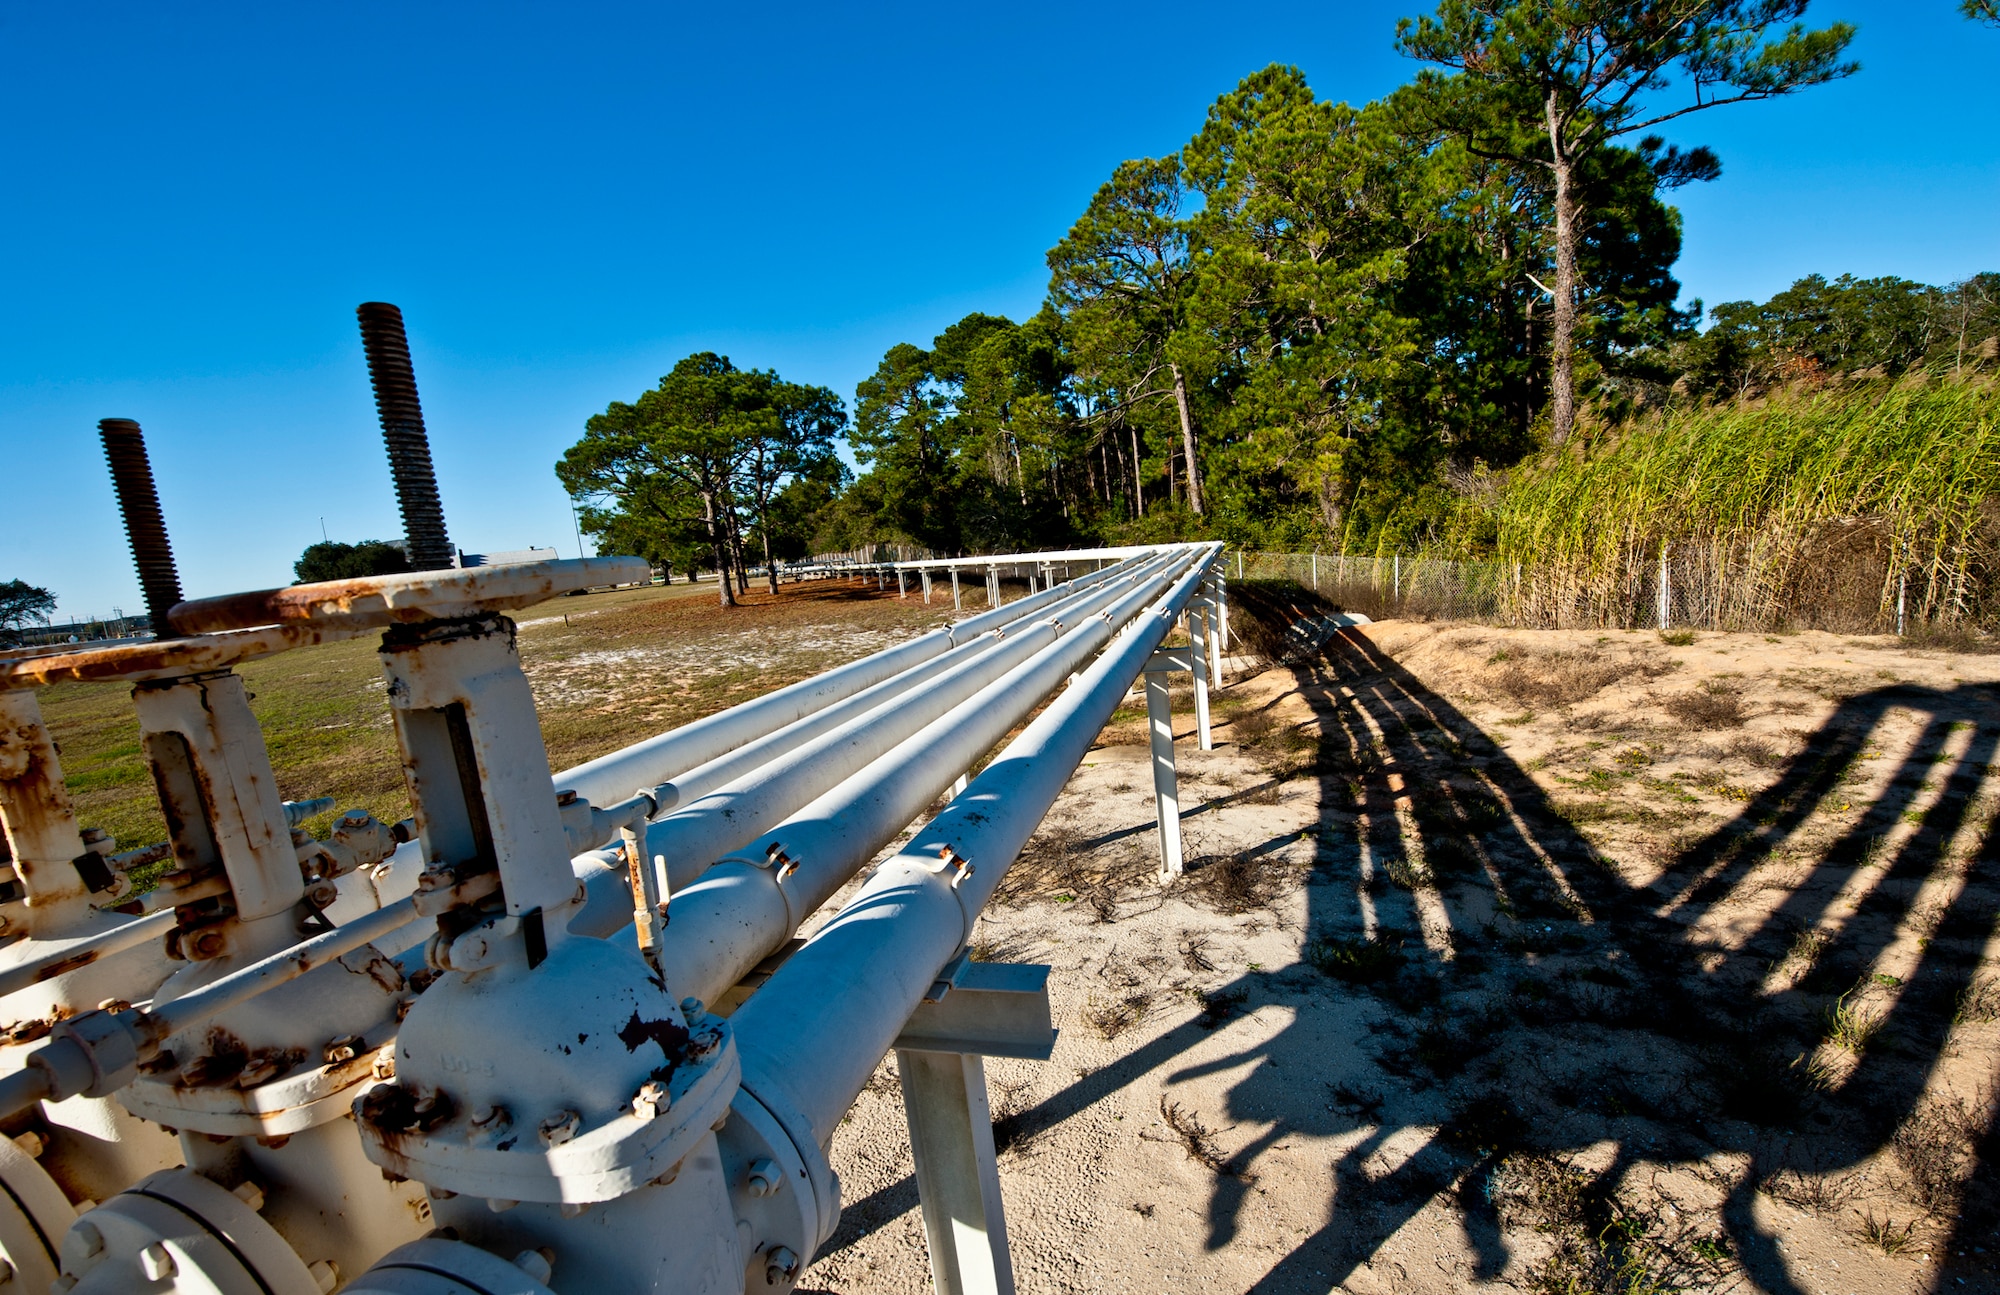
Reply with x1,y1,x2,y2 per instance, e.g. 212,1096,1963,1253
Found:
1484,646,1673,709
1152,1096,1246,1178
1663,680,1747,729
1083,992,1151,1039
1224,578,1344,664
1893,1093,1987,1218
1180,849,1297,914
1759,1165,1858,1214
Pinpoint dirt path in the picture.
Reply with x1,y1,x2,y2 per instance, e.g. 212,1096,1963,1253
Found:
806,623,2000,1295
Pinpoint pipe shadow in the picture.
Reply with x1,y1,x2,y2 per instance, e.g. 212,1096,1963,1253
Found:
968,629,2000,1293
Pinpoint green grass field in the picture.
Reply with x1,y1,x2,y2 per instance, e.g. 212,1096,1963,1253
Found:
38,576,963,855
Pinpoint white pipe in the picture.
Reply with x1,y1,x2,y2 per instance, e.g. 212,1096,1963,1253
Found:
652,548,1203,1006
730,546,1218,1148
552,551,1161,807
148,895,419,1038
645,555,1160,813
0,910,175,999
631,554,1180,893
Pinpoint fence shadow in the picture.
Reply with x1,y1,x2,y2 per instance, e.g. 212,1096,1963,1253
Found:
933,629,1999,1293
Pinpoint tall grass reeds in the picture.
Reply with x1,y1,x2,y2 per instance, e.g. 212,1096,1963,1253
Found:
1482,379,2000,631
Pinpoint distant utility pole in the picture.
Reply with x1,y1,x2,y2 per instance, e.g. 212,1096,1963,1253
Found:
320,517,328,542
569,497,586,559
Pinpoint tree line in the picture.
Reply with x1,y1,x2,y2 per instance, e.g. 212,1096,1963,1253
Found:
559,2,1999,587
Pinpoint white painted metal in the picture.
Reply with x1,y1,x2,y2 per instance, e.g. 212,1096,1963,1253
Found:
726,547,1215,1197
622,555,1179,898
2,542,1232,1295
555,552,1160,809
1143,659,1184,876
898,1049,1014,1295
54,1167,328,1293
644,556,1147,826
339,1237,558,1294
647,549,1200,1007
0,1133,73,1292
1188,600,1212,751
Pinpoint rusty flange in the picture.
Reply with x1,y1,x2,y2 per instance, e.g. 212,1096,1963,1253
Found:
168,557,651,635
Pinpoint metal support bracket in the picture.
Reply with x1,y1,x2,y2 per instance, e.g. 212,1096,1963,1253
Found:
893,953,1055,1060
891,954,1052,1295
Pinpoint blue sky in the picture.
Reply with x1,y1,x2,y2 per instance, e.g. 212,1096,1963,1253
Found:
2,1,1993,623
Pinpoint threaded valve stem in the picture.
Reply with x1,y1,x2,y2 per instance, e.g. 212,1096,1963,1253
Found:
97,418,183,634
356,302,454,571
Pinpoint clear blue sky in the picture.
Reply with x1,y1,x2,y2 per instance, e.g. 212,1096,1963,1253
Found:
2,1,1993,623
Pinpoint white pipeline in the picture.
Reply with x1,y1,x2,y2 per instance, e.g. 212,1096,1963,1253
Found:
652,546,1204,1006
730,546,1218,1150
647,554,1156,814
553,551,1160,808
622,553,1180,895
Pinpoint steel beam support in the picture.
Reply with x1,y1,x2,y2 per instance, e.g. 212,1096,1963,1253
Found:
1208,575,1224,679
896,1050,1015,1295
923,572,933,604
1188,602,1212,752
899,570,908,599
1142,665,1182,877
951,570,961,610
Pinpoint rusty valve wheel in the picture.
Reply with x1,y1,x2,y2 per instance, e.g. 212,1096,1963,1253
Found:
167,557,653,635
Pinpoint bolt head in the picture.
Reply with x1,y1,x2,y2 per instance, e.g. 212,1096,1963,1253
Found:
538,1109,581,1147
323,1035,363,1064
765,1245,800,1285
231,1180,266,1212
470,1103,509,1130
139,1242,175,1281
514,1248,555,1284
632,1081,669,1121
237,1058,279,1088
679,996,705,1018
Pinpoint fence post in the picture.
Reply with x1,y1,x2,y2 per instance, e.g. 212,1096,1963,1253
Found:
1657,545,1670,631
1236,550,1243,580
1393,553,1400,604
1898,570,1907,636
1311,552,1318,591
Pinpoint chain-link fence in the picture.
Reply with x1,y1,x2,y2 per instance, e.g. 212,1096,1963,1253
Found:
1225,547,1965,634
1229,551,1508,623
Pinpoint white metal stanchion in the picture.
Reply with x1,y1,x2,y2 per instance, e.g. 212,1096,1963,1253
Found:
1143,663,1183,877
952,569,961,610
1188,604,1212,752
888,956,1053,1295
897,1050,1015,1295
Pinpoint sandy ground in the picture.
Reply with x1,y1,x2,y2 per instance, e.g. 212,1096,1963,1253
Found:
798,623,2000,1295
